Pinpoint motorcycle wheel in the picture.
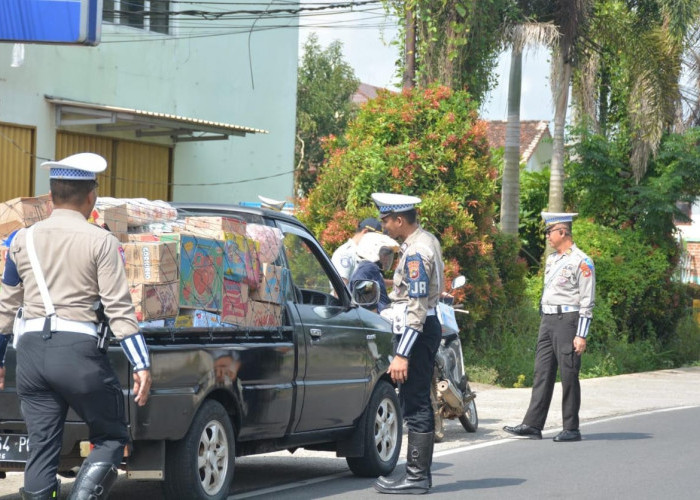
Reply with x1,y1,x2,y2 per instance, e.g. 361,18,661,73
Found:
459,384,478,433
431,378,445,442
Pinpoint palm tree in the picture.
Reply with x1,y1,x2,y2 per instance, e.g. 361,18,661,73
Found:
548,0,592,213
500,22,559,235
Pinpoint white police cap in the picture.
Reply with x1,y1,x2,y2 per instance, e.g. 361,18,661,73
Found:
41,153,107,181
542,211,578,226
371,192,422,216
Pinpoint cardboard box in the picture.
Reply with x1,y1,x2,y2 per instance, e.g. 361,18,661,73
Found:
0,195,53,238
184,216,246,239
128,233,160,243
123,241,179,284
247,301,283,327
179,235,224,311
130,281,179,322
223,234,262,287
91,203,128,233
221,280,250,326
250,263,289,304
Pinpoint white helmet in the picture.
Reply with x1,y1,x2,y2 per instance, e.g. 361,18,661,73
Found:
356,233,399,270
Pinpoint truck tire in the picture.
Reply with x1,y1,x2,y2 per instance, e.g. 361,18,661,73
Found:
346,380,402,477
163,400,235,500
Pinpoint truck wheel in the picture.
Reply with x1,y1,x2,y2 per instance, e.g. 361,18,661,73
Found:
346,380,402,477
163,400,235,500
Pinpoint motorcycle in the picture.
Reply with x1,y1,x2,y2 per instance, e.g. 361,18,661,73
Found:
432,275,478,442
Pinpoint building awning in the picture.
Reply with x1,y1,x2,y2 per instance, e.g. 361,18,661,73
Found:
45,96,268,143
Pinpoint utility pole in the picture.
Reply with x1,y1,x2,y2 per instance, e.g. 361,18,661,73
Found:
403,2,416,89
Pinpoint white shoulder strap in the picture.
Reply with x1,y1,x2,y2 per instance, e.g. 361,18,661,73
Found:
25,226,56,317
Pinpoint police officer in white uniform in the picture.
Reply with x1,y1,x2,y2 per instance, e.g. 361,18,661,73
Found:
371,193,444,495
0,153,152,500
504,212,595,442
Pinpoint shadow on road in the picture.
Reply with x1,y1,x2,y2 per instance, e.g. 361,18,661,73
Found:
433,477,526,492
582,432,652,441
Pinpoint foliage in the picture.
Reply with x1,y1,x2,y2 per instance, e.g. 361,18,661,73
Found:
567,127,700,250
383,0,512,103
295,34,360,196
298,84,528,334
518,167,551,269
572,219,685,343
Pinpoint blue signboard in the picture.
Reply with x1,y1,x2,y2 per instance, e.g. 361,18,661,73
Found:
0,0,102,46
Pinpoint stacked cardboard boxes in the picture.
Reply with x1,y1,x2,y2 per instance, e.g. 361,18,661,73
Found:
123,241,180,322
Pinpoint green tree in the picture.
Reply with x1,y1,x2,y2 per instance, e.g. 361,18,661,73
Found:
295,34,360,197
500,20,559,235
383,0,511,103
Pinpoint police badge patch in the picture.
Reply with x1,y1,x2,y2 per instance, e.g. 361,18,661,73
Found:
405,253,428,298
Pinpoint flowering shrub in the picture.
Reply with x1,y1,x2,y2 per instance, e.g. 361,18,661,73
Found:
298,84,527,331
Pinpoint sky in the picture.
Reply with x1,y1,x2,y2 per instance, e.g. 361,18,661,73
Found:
298,4,555,122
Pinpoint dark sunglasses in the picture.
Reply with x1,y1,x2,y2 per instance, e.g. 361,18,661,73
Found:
544,226,564,236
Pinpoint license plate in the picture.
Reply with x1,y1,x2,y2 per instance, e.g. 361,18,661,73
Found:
0,434,30,462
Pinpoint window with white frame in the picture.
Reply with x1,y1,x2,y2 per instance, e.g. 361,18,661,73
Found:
103,0,170,34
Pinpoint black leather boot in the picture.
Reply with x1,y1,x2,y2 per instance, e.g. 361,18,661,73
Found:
68,462,118,500
374,431,434,494
20,479,60,500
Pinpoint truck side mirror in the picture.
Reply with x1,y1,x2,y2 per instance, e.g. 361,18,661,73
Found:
351,280,381,308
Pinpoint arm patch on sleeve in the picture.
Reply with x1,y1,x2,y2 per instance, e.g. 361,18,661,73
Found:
2,254,21,287
405,253,429,298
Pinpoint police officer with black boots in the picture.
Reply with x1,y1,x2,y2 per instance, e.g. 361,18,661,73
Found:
0,153,152,500
371,193,444,495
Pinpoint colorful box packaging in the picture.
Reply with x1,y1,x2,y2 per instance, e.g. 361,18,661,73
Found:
0,195,53,239
123,241,179,284
179,235,224,312
130,281,179,322
221,279,250,326
184,216,246,239
223,234,262,288
172,309,232,328
250,263,289,304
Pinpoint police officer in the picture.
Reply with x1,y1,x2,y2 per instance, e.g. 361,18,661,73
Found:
331,217,382,285
504,212,595,442
0,153,152,499
371,193,443,495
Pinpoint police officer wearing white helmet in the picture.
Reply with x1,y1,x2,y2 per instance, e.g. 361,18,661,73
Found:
371,192,444,495
0,153,152,499
349,232,399,312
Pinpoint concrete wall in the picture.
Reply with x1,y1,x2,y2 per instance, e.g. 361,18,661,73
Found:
0,1,298,204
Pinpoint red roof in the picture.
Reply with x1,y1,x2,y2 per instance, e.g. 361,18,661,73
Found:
485,120,550,162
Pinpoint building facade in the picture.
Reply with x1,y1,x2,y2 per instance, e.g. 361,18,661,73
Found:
0,1,298,204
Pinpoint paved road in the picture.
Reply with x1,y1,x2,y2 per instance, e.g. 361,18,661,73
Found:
2,367,699,498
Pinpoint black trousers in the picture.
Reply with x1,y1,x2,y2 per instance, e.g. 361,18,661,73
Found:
16,330,129,492
396,316,442,433
523,312,582,431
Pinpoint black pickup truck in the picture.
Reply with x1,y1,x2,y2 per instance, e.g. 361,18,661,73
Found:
0,203,401,500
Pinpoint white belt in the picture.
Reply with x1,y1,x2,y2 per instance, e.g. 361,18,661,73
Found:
24,317,99,338
541,305,580,315
426,307,436,316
